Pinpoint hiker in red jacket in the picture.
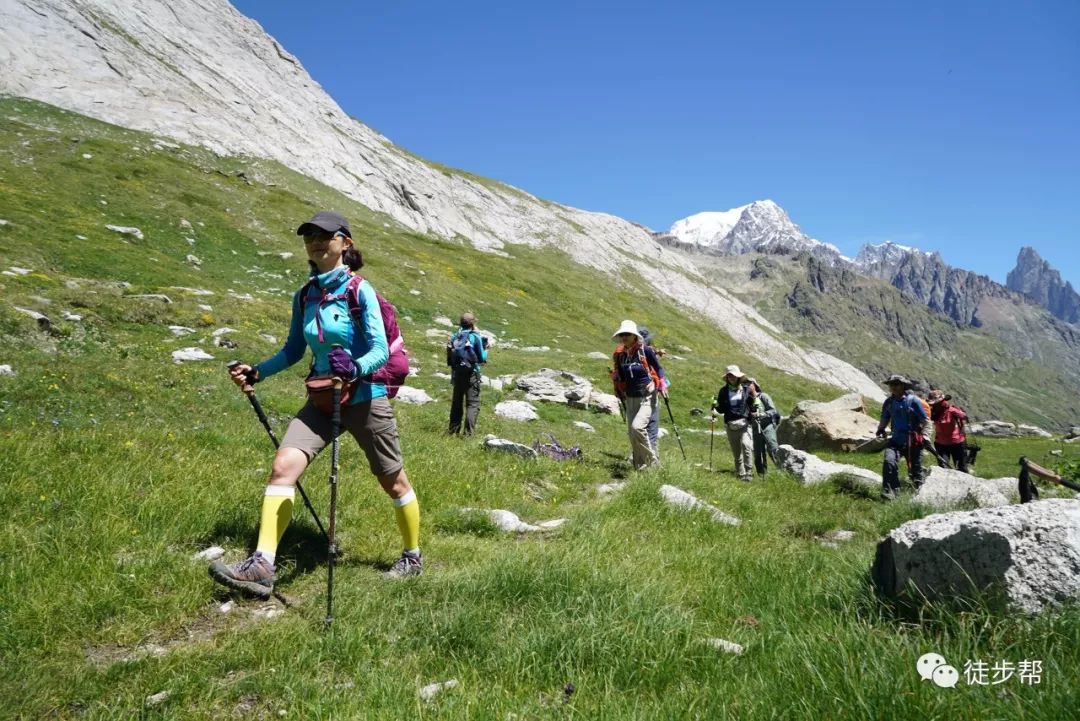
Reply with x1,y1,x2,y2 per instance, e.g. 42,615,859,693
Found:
928,389,969,473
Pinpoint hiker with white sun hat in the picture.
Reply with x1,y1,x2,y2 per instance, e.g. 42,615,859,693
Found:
610,320,665,470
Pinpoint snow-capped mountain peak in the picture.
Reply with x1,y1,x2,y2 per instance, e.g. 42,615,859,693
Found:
660,199,843,262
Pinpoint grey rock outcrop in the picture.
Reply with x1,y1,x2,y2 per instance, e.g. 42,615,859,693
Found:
461,508,565,533
774,445,882,489
911,466,1016,510
0,0,887,401
968,421,1052,439
515,368,622,415
482,435,537,459
1006,247,1080,325
776,393,883,452
658,485,740,526
494,400,538,422
394,386,434,405
871,500,1080,613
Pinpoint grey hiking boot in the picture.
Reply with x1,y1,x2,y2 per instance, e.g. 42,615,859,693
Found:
208,551,275,598
384,550,422,579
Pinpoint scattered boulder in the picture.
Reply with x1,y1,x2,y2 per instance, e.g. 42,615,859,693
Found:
871,499,1080,613
185,254,202,266
912,466,1015,510
394,386,434,405
776,393,882,452
192,546,225,561
0,365,13,376
703,638,744,655
433,315,454,327
145,691,171,707
967,421,1051,438
517,369,589,405
419,679,459,702
482,435,537,459
659,485,740,526
596,481,626,497
1050,450,1063,457
425,328,447,339
8,267,31,275
126,294,172,303
105,224,144,241
61,311,82,322
172,347,213,363
494,400,539,422
433,372,451,380
13,306,51,331
1017,424,1053,439
462,508,565,533
169,286,214,296
480,374,514,391
573,421,595,433
1066,426,1080,440
586,351,609,360
179,218,193,231
774,444,882,489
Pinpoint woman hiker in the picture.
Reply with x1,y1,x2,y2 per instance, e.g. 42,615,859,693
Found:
210,210,422,598
928,389,970,473
713,365,754,482
610,320,664,470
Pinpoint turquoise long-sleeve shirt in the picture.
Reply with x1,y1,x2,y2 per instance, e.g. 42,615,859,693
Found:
255,266,389,403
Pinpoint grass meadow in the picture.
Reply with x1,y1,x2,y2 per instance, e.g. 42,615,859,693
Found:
2,99,1079,720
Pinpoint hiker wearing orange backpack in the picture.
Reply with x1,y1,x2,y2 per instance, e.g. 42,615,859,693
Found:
212,211,423,599
610,320,665,470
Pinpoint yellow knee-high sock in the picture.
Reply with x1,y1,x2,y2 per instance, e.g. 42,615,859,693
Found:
255,485,294,564
392,489,420,553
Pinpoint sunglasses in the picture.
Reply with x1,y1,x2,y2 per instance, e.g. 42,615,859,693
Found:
302,230,347,244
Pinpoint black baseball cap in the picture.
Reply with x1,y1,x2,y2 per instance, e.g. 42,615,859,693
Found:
297,210,351,237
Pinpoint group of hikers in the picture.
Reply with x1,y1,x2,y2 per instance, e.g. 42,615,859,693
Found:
209,209,975,599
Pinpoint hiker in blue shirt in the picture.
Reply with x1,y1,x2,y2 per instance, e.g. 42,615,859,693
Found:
447,312,489,435
211,211,423,599
875,374,929,500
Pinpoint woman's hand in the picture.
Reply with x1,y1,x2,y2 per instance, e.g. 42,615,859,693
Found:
228,363,258,387
328,347,357,379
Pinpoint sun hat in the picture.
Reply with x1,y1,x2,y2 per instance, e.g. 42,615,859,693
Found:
612,320,641,340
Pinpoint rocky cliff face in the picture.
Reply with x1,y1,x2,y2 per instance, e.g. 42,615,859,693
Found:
856,242,1015,327
1006,247,1080,325
0,0,886,400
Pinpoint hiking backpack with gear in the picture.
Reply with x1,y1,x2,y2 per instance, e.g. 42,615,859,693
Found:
447,329,480,376
300,273,410,403
610,344,662,397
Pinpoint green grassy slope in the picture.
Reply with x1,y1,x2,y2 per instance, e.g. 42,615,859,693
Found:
2,99,1079,720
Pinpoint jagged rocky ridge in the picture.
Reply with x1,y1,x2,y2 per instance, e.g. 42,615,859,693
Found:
1007,247,1080,325
0,0,885,401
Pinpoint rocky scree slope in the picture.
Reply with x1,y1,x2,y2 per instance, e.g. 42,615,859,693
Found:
0,0,884,400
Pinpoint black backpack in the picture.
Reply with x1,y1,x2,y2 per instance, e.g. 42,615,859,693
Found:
447,330,479,375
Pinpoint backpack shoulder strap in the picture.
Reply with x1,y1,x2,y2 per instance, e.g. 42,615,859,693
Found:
345,273,364,318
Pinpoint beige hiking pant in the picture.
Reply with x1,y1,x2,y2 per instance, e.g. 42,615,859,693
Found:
625,394,660,470
726,419,753,481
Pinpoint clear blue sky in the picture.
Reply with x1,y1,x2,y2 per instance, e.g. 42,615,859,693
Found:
234,0,1079,285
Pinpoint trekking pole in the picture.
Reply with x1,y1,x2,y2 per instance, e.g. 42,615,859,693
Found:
708,408,715,471
227,361,329,544
325,376,343,628
661,394,686,461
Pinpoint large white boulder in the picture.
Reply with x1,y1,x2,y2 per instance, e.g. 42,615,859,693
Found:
494,400,538,422
774,444,882,489
482,435,537,459
871,500,1080,613
394,386,434,404
912,466,1016,510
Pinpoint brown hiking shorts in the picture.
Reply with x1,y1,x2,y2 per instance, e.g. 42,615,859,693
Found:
281,396,404,477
